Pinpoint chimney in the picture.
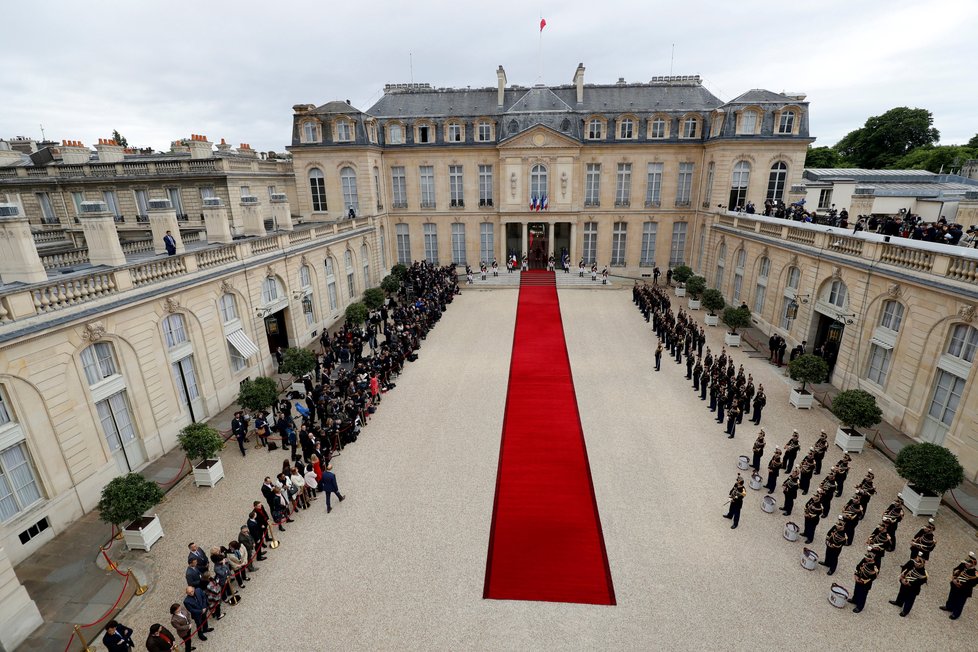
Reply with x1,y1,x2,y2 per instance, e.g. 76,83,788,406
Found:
0,140,24,167
573,63,586,105
215,138,232,153
497,65,507,107
201,197,233,244
269,193,293,232
239,195,265,237
77,201,127,266
59,140,90,164
236,143,258,159
147,198,185,255
0,204,48,283
186,134,212,159
94,138,125,163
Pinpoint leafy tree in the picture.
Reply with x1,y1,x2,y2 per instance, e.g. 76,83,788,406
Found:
111,129,129,148
280,347,316,377
685,275,706,300
890,145,977,173
787,354,828,392
721,306,751,334
895,442,964,496
380,274,400,294
363,287,385,310
671,265,693,285
805,146,846,168
177,422,225,462
237,376,279,414
701,289,725,316
830,389,883,431
835,107,940,169
345,301,368,324
390,263,408,281
968,133,978,149
97,473,164,527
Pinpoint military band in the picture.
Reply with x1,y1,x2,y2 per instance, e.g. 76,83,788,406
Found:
890,554,928,617
941,553,978,620
850,548,880,613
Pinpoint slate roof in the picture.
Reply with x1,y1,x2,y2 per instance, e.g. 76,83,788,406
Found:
725,89,802,105
311,100,363,115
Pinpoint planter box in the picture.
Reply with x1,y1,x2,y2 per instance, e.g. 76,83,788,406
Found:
688,298,701,310
834,426,865,453
675,287,686,297
705,314,719,327
123,514,164,552
724,332,741,347
789,388,814,409
901,484,942,517
193,457,225,487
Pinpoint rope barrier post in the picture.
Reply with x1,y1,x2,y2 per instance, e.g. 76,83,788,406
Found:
72,625,93,652
128,568,148,596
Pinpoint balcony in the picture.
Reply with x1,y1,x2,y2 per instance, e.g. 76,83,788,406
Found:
584,200,600,207
675,200,692,208
645,199,661,208
449,199,464,209
478,198,494,208
420,201,436,209
615,199,630,207
391,201,408,209
0,157,293,184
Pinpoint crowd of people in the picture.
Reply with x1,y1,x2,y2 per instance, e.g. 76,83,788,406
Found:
633,279,978,620
111,262,460,651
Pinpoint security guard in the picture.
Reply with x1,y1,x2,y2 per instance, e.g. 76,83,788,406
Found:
850,548,880,613
941,552,978,620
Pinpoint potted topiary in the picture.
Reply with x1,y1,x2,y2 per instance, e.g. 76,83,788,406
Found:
97,473,166,551
786,354,828,409
685,275,706,310
895,442,965,516
830,389,883,454
672,265,693,297
363,287,385,310
237,376,279,419
345,301,369,325
380,274,400,294
721,305,751,346
701,289,725,327
179,422,227,487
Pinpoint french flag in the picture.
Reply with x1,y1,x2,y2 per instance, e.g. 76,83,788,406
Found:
542,195,549,211
530,196,537,210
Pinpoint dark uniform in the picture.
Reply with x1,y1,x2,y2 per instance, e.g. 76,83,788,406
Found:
812,432,828,475
909,522,936,561
765,450,782,494
798,451,815,495
725,405,740,438
850,551,880,613
751,432,765,472
781,433,800,472
750,390,766,425
692,360,702,391
654,344,663,371
820,518,849,575
883,498,905,552
941,555,978,619
834,454,852,497
890,556,928,617
866,522,892,569
802,491,824,544
781,469,800,516
724,477,747,529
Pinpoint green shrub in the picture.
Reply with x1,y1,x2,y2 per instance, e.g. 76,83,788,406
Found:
380,275,400,294
177,422,225,462
97,473,165,527
787,354,828,392
345,301,369,325
722,306,751,334
280,347,316,377
830,389,883,430
390,263,408,281
237,376,279,414
685,275,706,300
701,289,725,315
671,265,694,285
363,287,385,310
895,442,965,496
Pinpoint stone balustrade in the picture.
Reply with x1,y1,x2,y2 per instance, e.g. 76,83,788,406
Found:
31,272,118,313
31,229,67,244
39,249,90,269
121,240,154,254
129,257,188,287
195,244,238,269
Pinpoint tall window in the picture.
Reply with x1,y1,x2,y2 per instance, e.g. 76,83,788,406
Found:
219,293,238,323
361,244,370,289
587,119,603,140
303,121,318,143
740,110,757,134
447,122,463,142
865,297,906,384
947,324,978,362
729,161,750,209
395,224,411,264
732,249,746,303
261,276,282,304
134,189,149,217
451,223,466,265
682,117,698,138
336,120,353,142
676,163,693,206
37,192,56,223
103,190,120,217
80,342,118,385
379,227,387,270
302,295,315,326
704,161,715,206
585,164,601,206
778,111,795,134
199,187,216,200
925,323,978,442
753,256,771,314
344,250,355,297
827,279,848,308
780,266,801,329
611,222,627,266
162,314,188,349
645,163,663,207
340,167,358,212
480,223,494,264
618,118,634,139
416,123,432,144
767,162,788,201
530,164,548,203
96,391,140,473
615,163,632,206
669,222,687,267
478,122,492,142
309,168,327,211
0,390,43,521
423,223,438,264
299,264,312,288
640,222,657,266
388,123,404,144
715,244,726,289
373,167,381,207
649,118,666,139
449,165,464,206
583,222,597,264
325,257,338,310
880,300,905,332
72,191,86,214
479,165,493,206
419,166,435,208
391,166,407,207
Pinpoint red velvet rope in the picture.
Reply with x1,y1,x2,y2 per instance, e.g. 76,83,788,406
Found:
63,571,132,651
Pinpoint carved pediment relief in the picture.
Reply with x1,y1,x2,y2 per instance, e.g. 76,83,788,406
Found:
498,125,581,150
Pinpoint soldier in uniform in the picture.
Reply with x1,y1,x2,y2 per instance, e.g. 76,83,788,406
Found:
798,449,816,495
782,431,801,472
751,430,765,473
723,474,747,529
750,385,766,425
715,381,728,424
940,552,978,620
850,548,880,613
890,554,928,617
654,343,663,371
765,448,783,494
866,520,892,569
781,468,800,516
909,520,937,561
855,470,876,513
820,516,849,575
841,499,864,544
685,351,694,379
726,403,740,438
812,430,829,475
819,470,838,515
883,495,905,552
700,365,709,400
692,357,703,391
802,490,825,544
834,453,852,497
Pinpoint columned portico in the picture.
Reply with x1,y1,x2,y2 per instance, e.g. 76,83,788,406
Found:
501,218,577,268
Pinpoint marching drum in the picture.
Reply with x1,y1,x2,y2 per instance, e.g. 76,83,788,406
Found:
783,522,800,542
828,583,850,608
761,495,777,513
801,548,819,570
749,473,763,491
737,455,750,470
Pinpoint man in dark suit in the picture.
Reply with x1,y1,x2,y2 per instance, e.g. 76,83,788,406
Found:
187,542,209,574
260,477,277,516
102,620,135,651
319,464,346,513
231,411,248,457
185,558,202,588
246,514,268,561
183,586,212,640
163,230,177,256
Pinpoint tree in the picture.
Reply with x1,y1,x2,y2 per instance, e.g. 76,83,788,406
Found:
390,264,408,281
97,473,164,527
805,146,845,168
895,443,965,496
835,107,940,169
721,306,751,334
111,129,129,148
890,145,977,173
380,274,400,294
830,389,883,432
701,289,725,316
363,287,385,310
787,354,828,393
671,265,693,286
345,301,368,325
685,275,706,300
279,347,316,377
237,376,279,414
968,133,978,149
177,422,225,462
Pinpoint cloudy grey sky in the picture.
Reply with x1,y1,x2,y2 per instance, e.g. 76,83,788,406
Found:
3,0,976,154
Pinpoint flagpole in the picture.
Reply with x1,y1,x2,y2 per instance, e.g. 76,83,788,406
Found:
538,19,543,83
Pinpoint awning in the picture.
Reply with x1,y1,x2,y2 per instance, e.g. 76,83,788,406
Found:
226,329,261,359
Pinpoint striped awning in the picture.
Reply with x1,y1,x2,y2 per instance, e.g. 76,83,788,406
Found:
226,329,261,359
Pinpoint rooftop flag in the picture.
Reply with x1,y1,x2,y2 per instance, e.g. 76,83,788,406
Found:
540,18,547,32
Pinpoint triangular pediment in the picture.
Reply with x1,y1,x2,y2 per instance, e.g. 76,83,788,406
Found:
498,124,581,149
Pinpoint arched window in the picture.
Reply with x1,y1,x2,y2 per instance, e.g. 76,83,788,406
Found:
309,168,327,212
261,276,282,304
530,164,548,203
80,342,118,386
732,248,746,302
446,121,463,142
924,323,978,443
0,387,42,519
715,243,726,289
161,314,188,349
767,162,788,201
682,116,698,138
388,123,404,145
219,293,238,323
324,257,338,311
361,244,370,288
302,121,318,143
344,250,356,298
778,110,795,134
508,119,519,134
780,266,801,329
618,118,634,139
560,118,570,132
740,110,757,134
827,279,848,308
753,256,771,314
340,167,358,212
587,118,603,140
729,161,750,209
299,265,312,288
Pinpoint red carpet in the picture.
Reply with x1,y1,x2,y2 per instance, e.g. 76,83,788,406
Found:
483,271,616,605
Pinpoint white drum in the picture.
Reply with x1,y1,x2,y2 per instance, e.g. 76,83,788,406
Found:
828,583,850,608
801,548,819,570
783,522,800,542
737,455,750,470
761,495,777,513
749,473,763,491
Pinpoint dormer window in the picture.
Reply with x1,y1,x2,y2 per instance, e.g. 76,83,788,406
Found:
618,118,634,139
447,122,464,142
740,110,757,135
477,121,493,142
778,110,795,134
587,118,603,140
302,121,319,143
649,117,667,139
336,120,353,142
681,116,699,139
417,123,432,144
388,123,404,144
366,122,378,143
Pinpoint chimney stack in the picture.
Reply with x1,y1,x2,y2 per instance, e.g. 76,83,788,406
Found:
0,204,48,283
236,143,258,159
201,197,233,244
573,63,586,105
94,138,126,163
147,198,185,255
186,134,212,159
496,65,507,108
215,138,232,153
77,201,127,266
269,193,293,232
59,140,90,164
